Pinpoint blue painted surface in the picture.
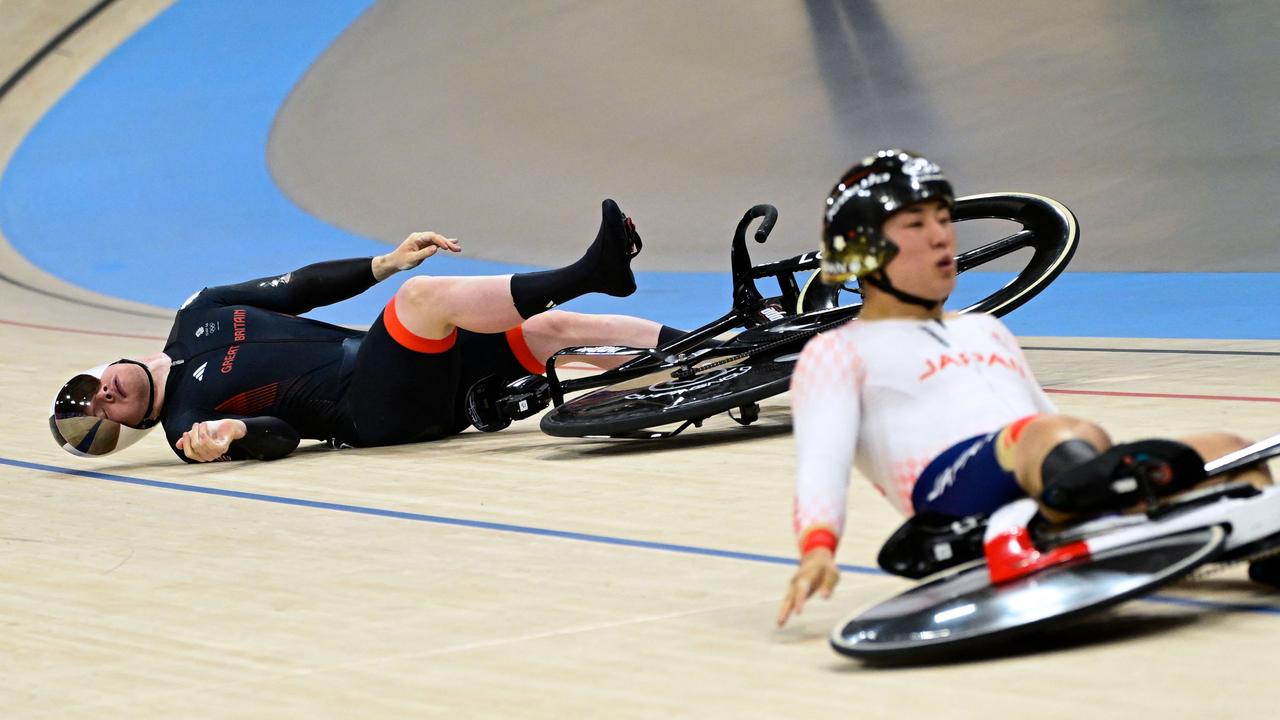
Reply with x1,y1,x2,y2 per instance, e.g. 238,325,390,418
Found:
950,272,1280,339
0,1,390,322
0,1,1277,337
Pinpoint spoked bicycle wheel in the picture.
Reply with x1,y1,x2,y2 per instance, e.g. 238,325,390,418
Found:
830,525,1226,664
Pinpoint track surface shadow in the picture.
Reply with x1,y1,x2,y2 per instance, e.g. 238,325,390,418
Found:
540,417,794,459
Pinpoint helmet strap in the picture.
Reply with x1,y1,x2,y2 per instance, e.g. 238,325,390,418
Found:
109,359,159,429
864,272,943,311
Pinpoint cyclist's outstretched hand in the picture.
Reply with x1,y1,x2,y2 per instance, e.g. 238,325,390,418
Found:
777,547,841,627
373,231,462,280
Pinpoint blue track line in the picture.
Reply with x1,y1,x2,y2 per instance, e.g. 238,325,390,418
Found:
4,456,1279,617
1142,595,1280,615
0,456,871,573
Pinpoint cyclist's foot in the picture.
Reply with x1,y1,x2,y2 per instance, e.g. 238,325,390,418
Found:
464,374,551,432
581,198,642,297
509,199,642,317
1040,439,1206,515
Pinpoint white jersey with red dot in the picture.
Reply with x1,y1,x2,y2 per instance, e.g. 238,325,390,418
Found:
790,313,1055,547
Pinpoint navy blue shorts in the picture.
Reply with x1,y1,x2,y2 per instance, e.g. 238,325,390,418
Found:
911,416,1038,517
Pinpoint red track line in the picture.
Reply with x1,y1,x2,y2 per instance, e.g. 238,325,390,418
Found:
1046,388,1280,404
0,317,165,341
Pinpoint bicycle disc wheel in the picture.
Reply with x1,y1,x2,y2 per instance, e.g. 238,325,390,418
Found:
830,525,1225,664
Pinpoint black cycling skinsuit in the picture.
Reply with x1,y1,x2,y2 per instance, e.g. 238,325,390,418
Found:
159,258,531,462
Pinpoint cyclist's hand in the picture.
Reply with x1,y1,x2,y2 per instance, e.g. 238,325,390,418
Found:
374,232,461,279
777,547,840,627
176,419,246,462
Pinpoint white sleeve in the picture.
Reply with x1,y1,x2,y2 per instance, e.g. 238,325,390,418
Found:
790,331,864,550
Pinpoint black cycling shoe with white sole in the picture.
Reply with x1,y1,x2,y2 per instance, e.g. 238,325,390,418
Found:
1040,439,1207,515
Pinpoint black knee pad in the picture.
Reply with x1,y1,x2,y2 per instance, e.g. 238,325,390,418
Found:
1040,439,1206,514
1040,439,1101,484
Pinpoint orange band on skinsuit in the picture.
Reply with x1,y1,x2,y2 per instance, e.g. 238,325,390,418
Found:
799,527,839,555
996,413,1043,471
383,296,457,354
1004,414,1041,444
505,325,545,375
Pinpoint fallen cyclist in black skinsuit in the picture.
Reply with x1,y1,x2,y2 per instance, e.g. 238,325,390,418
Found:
50,200,684,463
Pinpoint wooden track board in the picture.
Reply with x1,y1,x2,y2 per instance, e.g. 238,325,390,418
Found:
2,2,1278,717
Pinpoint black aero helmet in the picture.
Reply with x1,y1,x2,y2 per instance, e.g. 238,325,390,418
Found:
820,149,955,286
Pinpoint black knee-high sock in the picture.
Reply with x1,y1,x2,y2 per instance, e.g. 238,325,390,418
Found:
656,325,728,351
657,325,688,346
509,199,639,319
509,263,597,319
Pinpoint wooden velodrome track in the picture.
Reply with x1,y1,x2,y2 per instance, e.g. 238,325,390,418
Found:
2,2,1278,717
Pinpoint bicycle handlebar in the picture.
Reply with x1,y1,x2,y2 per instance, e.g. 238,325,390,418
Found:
731,204,779,312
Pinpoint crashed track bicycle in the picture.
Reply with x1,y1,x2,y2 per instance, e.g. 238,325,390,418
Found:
491,193,1079,439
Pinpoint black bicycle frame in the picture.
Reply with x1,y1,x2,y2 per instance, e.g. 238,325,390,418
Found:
543,193,1078,407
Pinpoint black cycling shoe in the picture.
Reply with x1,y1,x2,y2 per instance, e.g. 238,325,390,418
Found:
465,375,514,432
586,198,642,297
1040,439,1207,515
877,512,987,579
1248,554,1280,589
464,374,552,433
498,374,551,420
